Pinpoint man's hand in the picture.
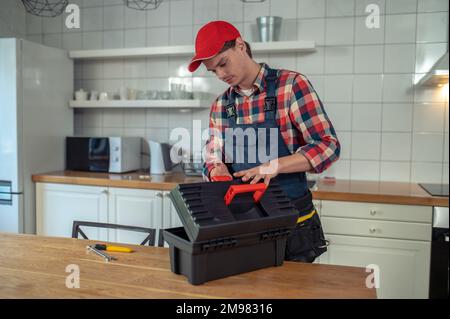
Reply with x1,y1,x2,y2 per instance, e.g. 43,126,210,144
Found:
210,163,232,181
233,160,280,185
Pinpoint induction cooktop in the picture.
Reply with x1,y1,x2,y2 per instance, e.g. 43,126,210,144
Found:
418,183,449,197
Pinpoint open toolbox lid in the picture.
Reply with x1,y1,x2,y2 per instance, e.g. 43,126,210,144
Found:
169,178,299,242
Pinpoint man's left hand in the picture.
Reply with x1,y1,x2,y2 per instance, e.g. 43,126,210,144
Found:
233,161,280,185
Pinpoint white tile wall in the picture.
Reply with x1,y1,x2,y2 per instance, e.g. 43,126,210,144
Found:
381,133,412,161
20,0,449,183
352,103,382,131
353,75,383,102
351,132,381,160
384,44,416,73
351,160,381,180
385,14,416,43
298,0,326,18
382,103,413,132
417,12,449,42
354,45,384,73
380,161,411,182
386,0,417,14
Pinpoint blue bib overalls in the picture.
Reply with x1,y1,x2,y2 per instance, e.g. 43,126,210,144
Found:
223,67,328,262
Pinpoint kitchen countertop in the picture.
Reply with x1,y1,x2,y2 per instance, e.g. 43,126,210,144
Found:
312,179,448,207
32,170,203,191
32,171,448,207
0,232,376,299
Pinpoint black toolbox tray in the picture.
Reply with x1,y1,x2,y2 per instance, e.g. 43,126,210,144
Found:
164,179,299,285
164,226,291,285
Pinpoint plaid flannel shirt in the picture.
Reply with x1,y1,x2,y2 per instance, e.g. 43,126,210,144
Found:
203,63,340,180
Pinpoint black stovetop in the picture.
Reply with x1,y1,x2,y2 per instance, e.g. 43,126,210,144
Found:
419,183,449,197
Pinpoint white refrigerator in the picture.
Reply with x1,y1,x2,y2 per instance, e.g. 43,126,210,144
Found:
0,38,73,234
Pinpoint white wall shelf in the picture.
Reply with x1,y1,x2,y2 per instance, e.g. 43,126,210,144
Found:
69,41,316,60
69,100,209,109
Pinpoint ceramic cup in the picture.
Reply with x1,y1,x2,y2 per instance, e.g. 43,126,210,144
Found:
99,92,109,101
119,87,127,100
75,89,88,101
128,89,137,100
90,91,99,101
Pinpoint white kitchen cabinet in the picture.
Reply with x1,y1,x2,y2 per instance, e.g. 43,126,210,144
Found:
36,183,183,245
319,234,431,299
318,200,432,299
107,187,163,245
36,183,108,240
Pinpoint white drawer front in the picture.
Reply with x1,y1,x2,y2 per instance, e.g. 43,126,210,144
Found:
322,217,432,241
321,201,432,224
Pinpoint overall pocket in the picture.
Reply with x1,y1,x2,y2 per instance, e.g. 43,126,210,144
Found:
285,211,328,263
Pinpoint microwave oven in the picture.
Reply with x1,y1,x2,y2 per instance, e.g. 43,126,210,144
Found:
66,137,141,173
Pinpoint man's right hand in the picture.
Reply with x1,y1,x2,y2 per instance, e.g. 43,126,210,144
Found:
209,163,232,181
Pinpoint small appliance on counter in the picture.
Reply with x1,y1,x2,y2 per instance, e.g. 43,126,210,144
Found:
148,140,173,175
66,137,141,173
181,152,204,176
181,161,204,176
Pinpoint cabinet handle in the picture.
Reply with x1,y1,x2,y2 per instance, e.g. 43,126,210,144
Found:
369,227,377,234
156,192,163,198
101,190,109,195
369,209,377,216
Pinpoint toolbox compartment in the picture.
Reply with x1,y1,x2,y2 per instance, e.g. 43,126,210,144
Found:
164,180,298,285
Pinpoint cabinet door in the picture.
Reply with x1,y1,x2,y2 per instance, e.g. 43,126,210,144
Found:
36,183,108,239
319,234,431,299
108,187,163,245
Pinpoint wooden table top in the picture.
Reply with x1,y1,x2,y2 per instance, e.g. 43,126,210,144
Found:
0,233,376,299
32,171,448,207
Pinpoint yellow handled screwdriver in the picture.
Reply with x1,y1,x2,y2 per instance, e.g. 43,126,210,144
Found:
94,244,134,253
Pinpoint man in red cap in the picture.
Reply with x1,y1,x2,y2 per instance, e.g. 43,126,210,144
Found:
189,21,340,263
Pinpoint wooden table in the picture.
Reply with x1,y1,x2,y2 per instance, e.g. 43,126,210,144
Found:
0,233,376,299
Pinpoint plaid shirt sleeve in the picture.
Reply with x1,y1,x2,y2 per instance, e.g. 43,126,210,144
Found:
289,74,340,173
202,96,227,181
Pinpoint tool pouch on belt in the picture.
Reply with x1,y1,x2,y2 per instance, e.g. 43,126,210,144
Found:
285,191,328,263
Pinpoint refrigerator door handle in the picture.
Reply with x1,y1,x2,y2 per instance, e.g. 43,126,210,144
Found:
0,180,12,193
0,181,13,205
0,193,12,205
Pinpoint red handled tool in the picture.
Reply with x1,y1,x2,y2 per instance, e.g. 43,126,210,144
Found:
211,175,233,182
224,183,268,206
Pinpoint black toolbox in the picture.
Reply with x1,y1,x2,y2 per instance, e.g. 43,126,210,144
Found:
163,179,299,285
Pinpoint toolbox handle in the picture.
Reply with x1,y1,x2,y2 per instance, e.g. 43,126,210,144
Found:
211,175,233,182
224,183,268,206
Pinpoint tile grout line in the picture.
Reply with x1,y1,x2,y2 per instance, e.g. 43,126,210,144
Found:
379,0,387,182
408,0,420,183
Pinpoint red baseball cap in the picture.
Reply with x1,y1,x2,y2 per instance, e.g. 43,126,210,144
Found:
188,21,241,73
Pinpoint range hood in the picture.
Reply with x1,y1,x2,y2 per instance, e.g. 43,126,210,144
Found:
416,52,449,87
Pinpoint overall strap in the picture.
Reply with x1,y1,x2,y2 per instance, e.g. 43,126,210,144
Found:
225,89,238,125
264,68,279,112
224,67,280,123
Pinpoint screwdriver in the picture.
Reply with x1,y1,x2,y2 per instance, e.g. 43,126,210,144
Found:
86,245,117,262
94,244,134,253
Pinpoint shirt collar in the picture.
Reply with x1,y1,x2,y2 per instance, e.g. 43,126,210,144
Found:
232,63,269,97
